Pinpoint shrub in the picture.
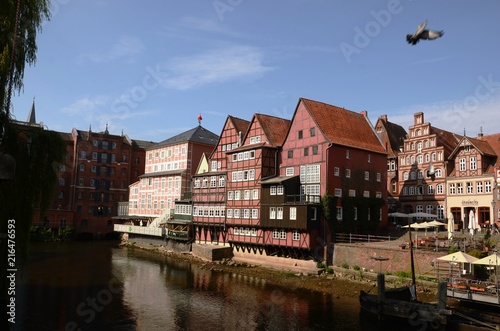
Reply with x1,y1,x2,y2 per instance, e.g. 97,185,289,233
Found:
341,262,349,269
325,267,334,274
352,265,360,271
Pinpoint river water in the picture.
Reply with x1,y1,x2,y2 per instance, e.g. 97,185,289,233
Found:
12,241,401,331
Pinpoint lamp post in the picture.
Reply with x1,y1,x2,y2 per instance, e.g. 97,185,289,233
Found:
492,200,497,232
494,249,499,304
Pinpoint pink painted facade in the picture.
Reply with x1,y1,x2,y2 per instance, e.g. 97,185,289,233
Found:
128,126,218,219
192,116,250,244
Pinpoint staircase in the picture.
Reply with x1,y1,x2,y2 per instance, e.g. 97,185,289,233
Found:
148,210,171,228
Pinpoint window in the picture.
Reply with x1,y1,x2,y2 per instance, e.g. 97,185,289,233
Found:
277,207,283,219
376,173,381,182
368,154,371,163
277,185,284,195
227,191,234,200
300,164,320,183
410,171,416,180
280,230,286,240
466,182,473,194
457,183,463,194
345,169,351,178
210,176,217,188
436,184,443,195
336,207,342,221
227,209,233,218
334,188,342,197
273,229,280,239
426,205,434,215
211,161,217,171
249,136,261,144
298,130,303,139
252,189,259,200
244,190,250,200
312,145,318,155
363,191,370,198
234,191,241,200
310,127,316,137
427,185,434,195
346,150,350,159
437,205,444,220
477,181,483,193
270,186,277,195
470,157,477,170
485,181,492,193
403,172,409,180
304,147,309,156
233,209,240,218
459,158,466,171
334,167,340,176
349,189,356,197
287,150,293,159
59,178,65,186
251,209,258,219
364,171,370,181
292,231,300,241
80,151,87,159
435,169,442,177
270,207,276,219
219,176,225,187
286,167,294,176
290,207,297,220
243,209,250,219
354,207,358,220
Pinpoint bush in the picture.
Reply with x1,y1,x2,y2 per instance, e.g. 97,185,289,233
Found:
341,262,349,269
325,267,334,274
352,265,360,271
316,261,326,269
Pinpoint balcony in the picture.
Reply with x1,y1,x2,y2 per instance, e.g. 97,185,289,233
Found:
285,194,321,204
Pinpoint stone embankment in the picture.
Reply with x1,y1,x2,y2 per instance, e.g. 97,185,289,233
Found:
120,241,440,302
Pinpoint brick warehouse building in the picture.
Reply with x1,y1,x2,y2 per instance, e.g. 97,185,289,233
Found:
33,121,156,238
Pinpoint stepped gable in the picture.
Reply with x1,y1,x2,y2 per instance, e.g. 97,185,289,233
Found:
300,98,386,154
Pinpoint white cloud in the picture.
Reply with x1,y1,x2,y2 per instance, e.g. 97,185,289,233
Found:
77,36,145,64
386,92,500,136
61,95,152,133
160,46,274,90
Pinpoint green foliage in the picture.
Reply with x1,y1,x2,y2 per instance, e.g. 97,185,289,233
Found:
449,244,459,254
341,262,349,269
325,267,334,274
30,226,74,242
394,271,412,279
0,124,66,261
0,0,51,110
316,261,326,269
352,265,360,271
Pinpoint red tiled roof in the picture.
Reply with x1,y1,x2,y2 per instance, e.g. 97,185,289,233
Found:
229,116,250,136
300,98,386,154
254,113,291,147
429,127,462,156
482,133,500,159
376,116,407,157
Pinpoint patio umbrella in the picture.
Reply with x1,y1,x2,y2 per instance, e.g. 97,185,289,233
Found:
468,210,476,236
437,251,478,263
471,254,500,266
448,214,454,240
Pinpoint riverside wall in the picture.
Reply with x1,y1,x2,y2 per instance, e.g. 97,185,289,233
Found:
333,242,444,277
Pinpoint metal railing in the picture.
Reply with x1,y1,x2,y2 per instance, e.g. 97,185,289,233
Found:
335,233,393,243
114,224,165,237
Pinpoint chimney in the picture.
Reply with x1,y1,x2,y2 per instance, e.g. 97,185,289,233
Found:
380,114,388,122
414,112,424,125
360,110,368,117
477,127,484,139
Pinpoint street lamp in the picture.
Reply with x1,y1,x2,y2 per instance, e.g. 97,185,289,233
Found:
494,249,499,304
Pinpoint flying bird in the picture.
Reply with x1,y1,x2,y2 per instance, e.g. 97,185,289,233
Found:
406,20,444,45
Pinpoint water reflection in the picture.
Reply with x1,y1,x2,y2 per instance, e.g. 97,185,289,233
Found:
14,242,378,331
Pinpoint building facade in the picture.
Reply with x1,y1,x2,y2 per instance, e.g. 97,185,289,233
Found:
127,125,218,226
374,114,407,218
397,112,461,222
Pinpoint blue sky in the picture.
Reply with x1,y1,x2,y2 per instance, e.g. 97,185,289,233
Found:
11,0,500,142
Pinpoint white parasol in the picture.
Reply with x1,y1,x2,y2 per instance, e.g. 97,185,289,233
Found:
468,210,476,236
447,214,454,240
